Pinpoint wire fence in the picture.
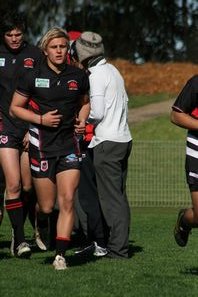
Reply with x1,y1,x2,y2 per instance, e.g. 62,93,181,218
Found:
127,140,190,207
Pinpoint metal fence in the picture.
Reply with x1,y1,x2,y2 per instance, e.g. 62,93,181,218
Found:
127,141,190,207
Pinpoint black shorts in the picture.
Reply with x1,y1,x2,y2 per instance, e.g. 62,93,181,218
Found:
30,153,82,179
186,153,198,192
0,133,24,151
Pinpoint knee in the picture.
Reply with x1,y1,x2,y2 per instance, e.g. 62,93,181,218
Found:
39,205,53,214
60,195,74,212
22,186,33,193
6,182,21,196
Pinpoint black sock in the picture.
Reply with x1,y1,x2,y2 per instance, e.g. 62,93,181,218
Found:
21,188,36,229
56,237,70,256
36,212,49,229
5,198,25,245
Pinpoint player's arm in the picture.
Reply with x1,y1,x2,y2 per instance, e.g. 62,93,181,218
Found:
75,94,90,134
171,109,198,130
10,91,62,128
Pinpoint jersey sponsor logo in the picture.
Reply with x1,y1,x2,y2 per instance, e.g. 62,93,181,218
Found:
0,135,8,144
41,160,48,172
0,58,5,67
35,78,50,88
67,80,78,90
24,58,34,68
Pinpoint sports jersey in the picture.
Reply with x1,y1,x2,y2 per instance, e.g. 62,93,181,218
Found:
0,41,42,138
172,75,198,187
172,75,198,140
16,60,89,159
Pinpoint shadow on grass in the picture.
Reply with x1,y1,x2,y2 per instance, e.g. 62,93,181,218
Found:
43,253,99,267
0,239,11,259
41,241,144,266
181,267,198,276
128,241,144,258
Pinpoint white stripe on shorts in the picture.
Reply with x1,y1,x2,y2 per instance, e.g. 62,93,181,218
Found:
29,134,39,148
186,146,198,159
189,172,198,179
187,135,198,146
30,164,40,172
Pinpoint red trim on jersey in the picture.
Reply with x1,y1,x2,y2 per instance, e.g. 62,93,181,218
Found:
191,108,198,118
29,99,39,111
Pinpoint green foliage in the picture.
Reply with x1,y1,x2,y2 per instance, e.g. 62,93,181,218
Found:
0,1,197,62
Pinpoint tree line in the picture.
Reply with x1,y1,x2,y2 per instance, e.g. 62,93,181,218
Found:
0,0,197,63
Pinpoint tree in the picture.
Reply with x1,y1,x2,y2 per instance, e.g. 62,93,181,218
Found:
0,0,197,62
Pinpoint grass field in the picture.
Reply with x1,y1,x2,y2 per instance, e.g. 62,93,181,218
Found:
128,93,174,109
1,208,198,297
0,95,194,296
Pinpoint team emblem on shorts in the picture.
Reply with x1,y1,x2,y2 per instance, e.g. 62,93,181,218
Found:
0,135,8,144
24,58,34,68
67,80,78,90
41,160,48,172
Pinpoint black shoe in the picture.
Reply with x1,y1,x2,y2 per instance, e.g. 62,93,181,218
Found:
174,209,191,247
74,242,95,255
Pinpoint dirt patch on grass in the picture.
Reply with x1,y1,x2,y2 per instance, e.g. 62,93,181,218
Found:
128,99,174,124
109,60,198,123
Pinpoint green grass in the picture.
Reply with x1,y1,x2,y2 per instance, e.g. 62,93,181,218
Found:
1,208,198,297
128,93,174,109
0,94,192,296
127,114,188,207
131,114,186,141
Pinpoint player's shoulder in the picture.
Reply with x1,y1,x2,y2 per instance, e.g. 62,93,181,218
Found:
187,74,198,84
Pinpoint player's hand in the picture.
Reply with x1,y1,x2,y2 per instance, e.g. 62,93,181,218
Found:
42,110,63,127
75,117,86,134
22,132,29,151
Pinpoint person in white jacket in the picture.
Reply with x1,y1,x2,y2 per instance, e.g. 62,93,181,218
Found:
76,32,132,259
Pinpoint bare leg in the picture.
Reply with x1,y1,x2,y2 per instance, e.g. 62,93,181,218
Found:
33,177,56,249
0,148,31,256
56,169,80,238
182,191,198,227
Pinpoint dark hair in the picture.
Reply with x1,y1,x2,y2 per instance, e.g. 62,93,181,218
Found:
0,11,27,36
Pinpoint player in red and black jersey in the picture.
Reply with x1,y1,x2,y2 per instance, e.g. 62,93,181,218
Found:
0,11,43,257
171,75,198,248
10,27,90,270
